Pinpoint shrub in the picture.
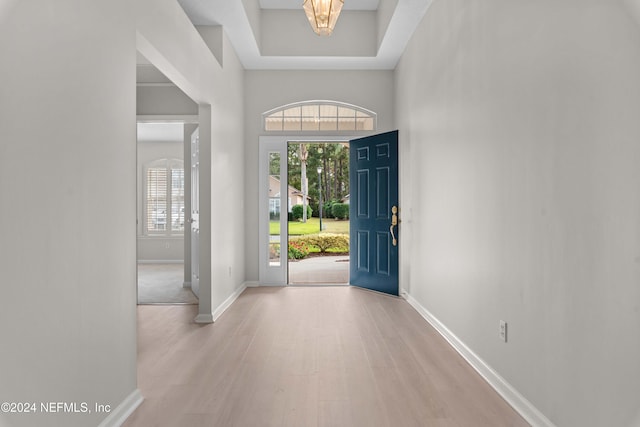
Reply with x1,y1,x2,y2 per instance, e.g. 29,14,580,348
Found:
324,200,338,218
315,200,339,219
288,240,310,259
298,233,349,253
269,243,280,259
331,203,349,220
292,204,313,220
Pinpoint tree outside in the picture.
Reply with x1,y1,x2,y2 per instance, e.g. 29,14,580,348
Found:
287,142,349,216
286,142,350,258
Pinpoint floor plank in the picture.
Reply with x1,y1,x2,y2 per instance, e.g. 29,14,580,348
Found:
122,287,529,427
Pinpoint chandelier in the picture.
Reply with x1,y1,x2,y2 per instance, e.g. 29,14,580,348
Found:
303,0,344,36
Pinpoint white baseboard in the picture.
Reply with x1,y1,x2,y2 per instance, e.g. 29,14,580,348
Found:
194,284,248,324
211,284,247,322
404,293,555,427
137,260,184,264
96,389,143,427
194,313,214,324
244,281,259,288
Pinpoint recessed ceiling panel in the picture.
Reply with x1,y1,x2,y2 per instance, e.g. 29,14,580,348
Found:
260,0,379,10
261,10,377,57
177,0,434,70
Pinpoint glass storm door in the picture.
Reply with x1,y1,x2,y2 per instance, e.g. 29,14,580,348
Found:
349,130,399,296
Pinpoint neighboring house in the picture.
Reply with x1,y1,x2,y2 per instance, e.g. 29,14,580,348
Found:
269,175,311,213
341,194,350,204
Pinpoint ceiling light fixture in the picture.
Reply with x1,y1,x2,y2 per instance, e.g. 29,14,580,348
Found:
303,0,344,36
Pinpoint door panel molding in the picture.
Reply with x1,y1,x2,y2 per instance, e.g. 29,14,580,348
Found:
349,130,399,296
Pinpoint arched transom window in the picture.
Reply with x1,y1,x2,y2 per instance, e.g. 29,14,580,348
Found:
263,100,377,132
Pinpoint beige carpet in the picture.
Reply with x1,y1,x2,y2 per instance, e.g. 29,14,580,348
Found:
137,263,198,304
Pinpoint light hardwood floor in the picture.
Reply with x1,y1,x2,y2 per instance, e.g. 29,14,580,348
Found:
123,286,529,427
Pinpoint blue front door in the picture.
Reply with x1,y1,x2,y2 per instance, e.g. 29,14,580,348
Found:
349,131,399,296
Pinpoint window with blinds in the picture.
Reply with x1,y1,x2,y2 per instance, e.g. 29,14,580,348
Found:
145,159,185,235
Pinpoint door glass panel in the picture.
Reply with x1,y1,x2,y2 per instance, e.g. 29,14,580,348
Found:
171,167,185,231
269,152,281,266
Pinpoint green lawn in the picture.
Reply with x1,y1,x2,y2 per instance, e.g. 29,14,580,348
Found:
269,217,350,235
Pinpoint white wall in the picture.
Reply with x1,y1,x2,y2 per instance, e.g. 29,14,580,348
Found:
0,1,139,426
244,70,394,281
136,0,246,322
136,85,198,116
0,1,246,425
208,34,245,316
242,0,262,52
395,1,640,426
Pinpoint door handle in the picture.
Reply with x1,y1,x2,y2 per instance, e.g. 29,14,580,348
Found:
390,205,398,246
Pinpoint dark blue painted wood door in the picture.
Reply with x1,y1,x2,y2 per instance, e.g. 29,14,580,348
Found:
349,131,399,296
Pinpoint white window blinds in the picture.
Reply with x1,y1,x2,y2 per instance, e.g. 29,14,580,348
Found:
145,159,184,235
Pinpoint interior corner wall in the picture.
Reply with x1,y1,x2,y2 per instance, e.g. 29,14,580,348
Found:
208,32,246,314
243,70,394,282
241,0,261,51
136,0,246,321
0,1,138,426
376,0,399,48
394,1,640,426
136,85,198,115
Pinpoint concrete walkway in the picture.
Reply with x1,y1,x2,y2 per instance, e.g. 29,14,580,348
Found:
288,255,349,284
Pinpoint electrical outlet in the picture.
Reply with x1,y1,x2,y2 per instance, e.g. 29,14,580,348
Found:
499,320,508,342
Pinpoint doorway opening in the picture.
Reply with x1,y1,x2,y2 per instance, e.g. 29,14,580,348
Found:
135,51,200,305
136,121,198,304
259,131,398,294
285,142,350,285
